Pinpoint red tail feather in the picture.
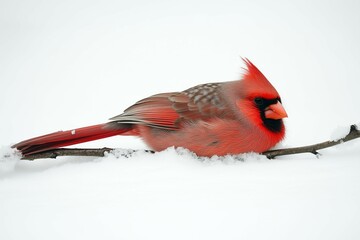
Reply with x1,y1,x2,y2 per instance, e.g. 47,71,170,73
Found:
12,124,131,156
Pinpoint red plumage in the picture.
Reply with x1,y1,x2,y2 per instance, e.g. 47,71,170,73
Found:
13,59,287,157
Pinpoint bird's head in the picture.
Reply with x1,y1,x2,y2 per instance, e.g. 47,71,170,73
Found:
230,58,288,133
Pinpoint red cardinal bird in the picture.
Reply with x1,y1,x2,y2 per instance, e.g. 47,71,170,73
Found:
13,59,287,157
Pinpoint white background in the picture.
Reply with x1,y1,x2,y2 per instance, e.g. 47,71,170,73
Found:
1,0,360,239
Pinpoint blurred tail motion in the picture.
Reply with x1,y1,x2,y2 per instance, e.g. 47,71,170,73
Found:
12,124,132,156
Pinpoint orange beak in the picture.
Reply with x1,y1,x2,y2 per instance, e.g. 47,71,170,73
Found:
265,101,288,120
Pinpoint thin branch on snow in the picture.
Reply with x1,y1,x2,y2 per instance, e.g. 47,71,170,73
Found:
20,124,359,160
22,148,154,160
263,124,359,159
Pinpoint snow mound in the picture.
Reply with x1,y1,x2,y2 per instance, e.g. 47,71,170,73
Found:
107,146,269,165
330,124,353,141
0,146,21,173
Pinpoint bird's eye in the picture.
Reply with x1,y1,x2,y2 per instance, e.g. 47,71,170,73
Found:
254,97,264,106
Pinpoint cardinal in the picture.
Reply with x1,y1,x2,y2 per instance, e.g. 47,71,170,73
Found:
13,59,287,157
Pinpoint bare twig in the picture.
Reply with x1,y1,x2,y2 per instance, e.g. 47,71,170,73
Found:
23,148,115,160
21,124,359,160
22,148,155,160
263,124,360,159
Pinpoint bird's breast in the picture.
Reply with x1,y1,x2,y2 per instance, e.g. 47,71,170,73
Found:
136,118,284,157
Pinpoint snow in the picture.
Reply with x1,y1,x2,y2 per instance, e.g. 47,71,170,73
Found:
1,0,360,239
1,146,360,240
0,146,20,173
330,125,353,141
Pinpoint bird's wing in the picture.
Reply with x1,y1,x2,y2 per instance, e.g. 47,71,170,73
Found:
109,83,235,130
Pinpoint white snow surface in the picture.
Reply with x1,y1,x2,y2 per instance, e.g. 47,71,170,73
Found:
1,146,360,240
0,146,20,173
1,0,360,239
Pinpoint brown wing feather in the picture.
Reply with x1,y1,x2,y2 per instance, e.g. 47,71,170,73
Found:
173,82,234,120
109,83,235,130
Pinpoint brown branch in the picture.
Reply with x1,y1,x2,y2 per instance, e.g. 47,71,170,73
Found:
23,148,116,160
22,148,155,160
21,124,359,161
263,124,360,159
